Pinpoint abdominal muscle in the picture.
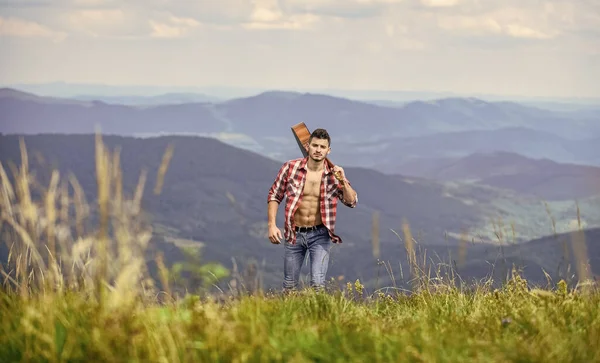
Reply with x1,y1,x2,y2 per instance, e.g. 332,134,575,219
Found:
293,173,323,227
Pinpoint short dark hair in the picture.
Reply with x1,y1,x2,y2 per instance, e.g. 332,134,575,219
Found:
309,128,331,146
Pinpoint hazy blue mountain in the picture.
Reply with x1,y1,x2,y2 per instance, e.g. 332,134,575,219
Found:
73,92,222,106
3,88,598,138
11,81,600,106
1,88,599,172
216,91,418,140
4,82,261,99
0,90,225,135
382,151,600,200
0,88,90,106
348,127,600,173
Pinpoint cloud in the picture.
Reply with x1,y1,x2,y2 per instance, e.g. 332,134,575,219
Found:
150,15,201,38
0,0,120,9
241,0,321,30
0,16,67,41
420,0,461,7
1,1,205,38
504,24,553,40
242,13,320,30
250,0,282,22
160,0,255,26
54,5,203,39
0,0,55,8
282,0,401,19
64,8,135,37
71,0,115,5
4,0,594,42
434,6,560,40
2,0,599,98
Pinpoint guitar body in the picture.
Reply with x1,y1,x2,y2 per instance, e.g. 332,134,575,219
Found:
291,122,343,181
291,122,310,158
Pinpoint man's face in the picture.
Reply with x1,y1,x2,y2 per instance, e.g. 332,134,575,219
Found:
307,137,330,162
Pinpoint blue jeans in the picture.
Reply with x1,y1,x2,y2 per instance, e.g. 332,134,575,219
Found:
283,225,332,291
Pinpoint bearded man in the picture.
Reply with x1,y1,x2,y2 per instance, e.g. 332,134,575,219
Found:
267,128,358,291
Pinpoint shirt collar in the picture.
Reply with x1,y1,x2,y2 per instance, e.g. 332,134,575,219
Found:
299,156,333,175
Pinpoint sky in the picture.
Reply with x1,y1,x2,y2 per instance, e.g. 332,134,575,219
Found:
0,0,599,99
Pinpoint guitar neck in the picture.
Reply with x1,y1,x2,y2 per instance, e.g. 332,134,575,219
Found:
324,157,335,168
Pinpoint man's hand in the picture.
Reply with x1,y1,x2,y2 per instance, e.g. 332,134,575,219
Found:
333,165,347,183
333,165,357,206
268,224,283,244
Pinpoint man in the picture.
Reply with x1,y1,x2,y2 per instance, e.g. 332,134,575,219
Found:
267,128,358,291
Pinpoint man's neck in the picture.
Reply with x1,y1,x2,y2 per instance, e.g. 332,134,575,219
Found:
306,158,324,172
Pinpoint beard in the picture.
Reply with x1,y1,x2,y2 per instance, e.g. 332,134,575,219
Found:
310,153,324,162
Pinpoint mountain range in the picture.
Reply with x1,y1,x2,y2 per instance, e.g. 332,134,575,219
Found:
1,133,598,290
1,88,599,172
1,86,599,290
8,81,600,106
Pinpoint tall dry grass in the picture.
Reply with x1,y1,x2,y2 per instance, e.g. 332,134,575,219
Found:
0,134,170,305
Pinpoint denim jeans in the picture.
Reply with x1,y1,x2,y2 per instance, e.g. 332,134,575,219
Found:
283,225,332,291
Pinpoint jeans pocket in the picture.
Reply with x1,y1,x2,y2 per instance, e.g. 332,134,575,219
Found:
317,228,331,244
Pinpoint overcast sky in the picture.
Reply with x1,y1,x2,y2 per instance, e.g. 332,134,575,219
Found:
0,0,599,98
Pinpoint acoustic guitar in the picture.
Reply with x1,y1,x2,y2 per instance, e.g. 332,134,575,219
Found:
291,122,344,182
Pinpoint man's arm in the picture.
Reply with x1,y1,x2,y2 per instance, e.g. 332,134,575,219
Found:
332,165,357,208
339,179,358,208
267,161,289,205
267,162,289,244
268,200,280,227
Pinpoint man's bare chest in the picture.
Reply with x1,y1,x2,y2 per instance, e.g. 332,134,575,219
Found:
302,171,323,197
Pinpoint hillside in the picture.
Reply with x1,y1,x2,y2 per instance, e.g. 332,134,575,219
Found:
386,151,600,200
365,127,600,169
456,228,600,285
0,133,478,288
1,133,598,289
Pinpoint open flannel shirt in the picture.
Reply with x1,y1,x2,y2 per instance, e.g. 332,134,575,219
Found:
267,156,358,244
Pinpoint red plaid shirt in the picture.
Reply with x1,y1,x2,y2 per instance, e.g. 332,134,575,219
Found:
267,156,358,244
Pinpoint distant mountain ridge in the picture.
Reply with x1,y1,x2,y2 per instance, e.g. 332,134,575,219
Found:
1,87,598,173
9,81,600,105
0,88,91,106
2,87,598,138
341,127,600,172
73,92,222,106
387,151,600,200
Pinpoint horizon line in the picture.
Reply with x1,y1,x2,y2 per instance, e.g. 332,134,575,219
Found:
3,81,600,104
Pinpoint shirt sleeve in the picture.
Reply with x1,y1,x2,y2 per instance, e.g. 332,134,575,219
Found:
267,162,289,204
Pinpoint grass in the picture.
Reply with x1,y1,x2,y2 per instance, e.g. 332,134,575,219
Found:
1,134,599,362
1,278,599,362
